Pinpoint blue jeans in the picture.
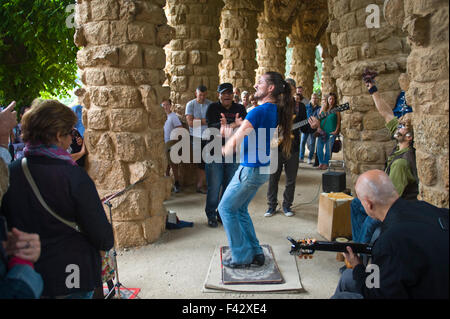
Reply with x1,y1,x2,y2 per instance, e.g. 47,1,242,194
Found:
299,133,316,160
218,166,270,264
205,160,239,221
316,134,336,165
351,198,381,243
331,269,364,299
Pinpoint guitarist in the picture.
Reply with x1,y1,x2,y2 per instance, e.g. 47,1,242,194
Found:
265,78,310,218
332,170,448,299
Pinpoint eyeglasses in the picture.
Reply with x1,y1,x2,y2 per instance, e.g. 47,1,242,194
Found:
397,124,406,129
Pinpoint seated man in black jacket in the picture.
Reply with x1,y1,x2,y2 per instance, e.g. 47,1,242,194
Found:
332,170,449,299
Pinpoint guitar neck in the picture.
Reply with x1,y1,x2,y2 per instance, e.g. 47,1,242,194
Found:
313,241,373,255
291,107,340,131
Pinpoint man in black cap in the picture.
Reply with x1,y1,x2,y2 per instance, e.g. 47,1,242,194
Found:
203,83,247,227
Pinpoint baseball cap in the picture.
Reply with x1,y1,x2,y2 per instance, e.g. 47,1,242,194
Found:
217,83,233,94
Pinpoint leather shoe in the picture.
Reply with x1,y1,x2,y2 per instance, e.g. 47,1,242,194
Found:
252,254,265,266
222,258,250,269
207,219,218,228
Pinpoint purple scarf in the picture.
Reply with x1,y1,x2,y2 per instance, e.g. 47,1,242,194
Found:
24,143,77,166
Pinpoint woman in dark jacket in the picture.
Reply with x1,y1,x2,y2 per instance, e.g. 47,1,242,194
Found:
0,99,114,298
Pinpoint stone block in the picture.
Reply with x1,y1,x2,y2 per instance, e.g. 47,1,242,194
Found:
77,45,119,68
156,25,174,47
119,44,143,68
104,68,132,85
83,21,110,45
90,0,119,21
85,132,115,160
416,151,437,186
143,46,166,69
171,51,187,65
87,108,109,130
110,189,150,222
142,215,166,244
131,69,161,85
110,108,147,132
84,69,106,86
338,46,359,64
87,159,128,190
110,21,129,44
113,221,147,248
363,112,386,130
128,22,156,44
113,132,146,162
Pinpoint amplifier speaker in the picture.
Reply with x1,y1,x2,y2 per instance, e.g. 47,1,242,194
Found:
322,171,346,193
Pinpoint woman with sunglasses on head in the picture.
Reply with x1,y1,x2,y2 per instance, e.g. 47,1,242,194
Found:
0,99,114,299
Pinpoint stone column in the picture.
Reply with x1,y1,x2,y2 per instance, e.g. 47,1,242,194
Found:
320,33,337,95
327,0,411,188
165,0,224,112
386,0,449,207
75,0,173,247
219,0,261,93
256,15,289,80
289,40,316,98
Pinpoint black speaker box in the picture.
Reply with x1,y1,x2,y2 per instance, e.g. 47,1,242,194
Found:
322,171,346,193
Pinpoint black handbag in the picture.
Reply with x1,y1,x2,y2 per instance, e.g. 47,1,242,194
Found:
332,136,342,153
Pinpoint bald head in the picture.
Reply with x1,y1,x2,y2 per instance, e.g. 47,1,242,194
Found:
355,170,399,220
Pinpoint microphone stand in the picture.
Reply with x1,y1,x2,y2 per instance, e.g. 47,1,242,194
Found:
101,177,147,299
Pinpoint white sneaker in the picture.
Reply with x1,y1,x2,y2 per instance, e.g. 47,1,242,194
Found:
264,207,276,217
307,159,312,164
283,207,294,217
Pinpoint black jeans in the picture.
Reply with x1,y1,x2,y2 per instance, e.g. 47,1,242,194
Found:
267,150,299,209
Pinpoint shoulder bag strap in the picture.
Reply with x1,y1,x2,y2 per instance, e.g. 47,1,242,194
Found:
21,158,81,233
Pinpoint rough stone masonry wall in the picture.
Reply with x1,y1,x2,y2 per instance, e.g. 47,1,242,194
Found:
74,0,173,247
385,0,449,207
327,0,411,188
219,0,261,94
165,0,223,113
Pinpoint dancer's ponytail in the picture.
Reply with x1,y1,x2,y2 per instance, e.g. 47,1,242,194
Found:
265,72,294,157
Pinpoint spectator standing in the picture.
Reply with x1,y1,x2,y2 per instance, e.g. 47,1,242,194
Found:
185,86,212,194
0,101,43,299
265,78,309,218
300,93,321,164
162,99,183,193
204,83,247,228
1,99,114,299
315,93,341,170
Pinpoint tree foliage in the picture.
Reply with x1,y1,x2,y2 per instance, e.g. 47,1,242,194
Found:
0,0,79,109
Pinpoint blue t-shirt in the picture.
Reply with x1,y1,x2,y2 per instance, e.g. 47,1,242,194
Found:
241,103,278,167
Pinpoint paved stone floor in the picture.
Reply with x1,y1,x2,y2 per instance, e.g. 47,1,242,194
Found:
115,153,349,299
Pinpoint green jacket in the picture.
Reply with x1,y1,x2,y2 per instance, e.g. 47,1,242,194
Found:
385,118,418,199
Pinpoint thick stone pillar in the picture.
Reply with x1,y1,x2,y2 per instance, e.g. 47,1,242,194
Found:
289,40,316,98
256,15,289,80
327,0,411,188
386,0,449,207
75,0,173,247
165,0,223,112
219,0,261,93
320,33,337,95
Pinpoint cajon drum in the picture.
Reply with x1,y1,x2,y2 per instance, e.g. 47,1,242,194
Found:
317,192,354,241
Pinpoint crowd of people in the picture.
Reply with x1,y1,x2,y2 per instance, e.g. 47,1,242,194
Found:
0,68,448,299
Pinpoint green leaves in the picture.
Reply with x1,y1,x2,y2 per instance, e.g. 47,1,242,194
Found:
0,0,79,109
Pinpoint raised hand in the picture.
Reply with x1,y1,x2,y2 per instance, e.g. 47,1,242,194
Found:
234,113,243,127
